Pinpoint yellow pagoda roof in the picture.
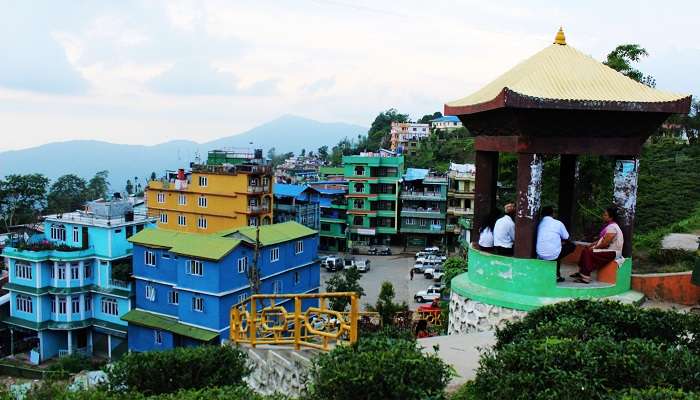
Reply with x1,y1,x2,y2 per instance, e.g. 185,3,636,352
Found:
445,29,691,115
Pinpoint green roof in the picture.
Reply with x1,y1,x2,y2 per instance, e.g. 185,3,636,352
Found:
121,310,218,342
129,228,242,261
216,221,317,246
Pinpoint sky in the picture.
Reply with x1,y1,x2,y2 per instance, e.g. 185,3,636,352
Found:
0,0,698,152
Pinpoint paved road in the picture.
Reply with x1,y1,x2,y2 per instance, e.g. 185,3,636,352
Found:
319,253,440,311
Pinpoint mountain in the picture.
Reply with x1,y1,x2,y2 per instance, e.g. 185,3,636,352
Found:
0,115,366,189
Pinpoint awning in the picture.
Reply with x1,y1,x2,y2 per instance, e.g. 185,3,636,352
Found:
121,310,219,342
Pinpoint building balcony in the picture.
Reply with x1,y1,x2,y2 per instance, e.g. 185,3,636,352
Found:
375,209,396,217
447,207,473,216
320,216,346,224
247,205,271,214
447,189,475,198
247,185,271,194
109,279,131,290
423,176,448,184
400,224,445,234
400,192,446,201
400,209,445,218
3,245,96,262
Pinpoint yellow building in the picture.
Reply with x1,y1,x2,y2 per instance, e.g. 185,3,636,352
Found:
146,150,274,233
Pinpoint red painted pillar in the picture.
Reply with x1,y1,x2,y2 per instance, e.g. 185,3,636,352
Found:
613,157,639,258
558,154,578,232
514,153,543,258
473,151,499,244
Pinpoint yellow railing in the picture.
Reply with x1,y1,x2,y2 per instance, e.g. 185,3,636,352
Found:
230,292,359,351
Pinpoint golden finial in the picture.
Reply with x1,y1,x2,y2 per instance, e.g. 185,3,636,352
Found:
553,26,566,45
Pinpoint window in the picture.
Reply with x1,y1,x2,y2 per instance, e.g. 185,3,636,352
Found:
237,293,248,304
354,166,365,176
178,194,186,205
57,264,67,280
321,223,330,232
85,294,92,312
16,295,32,313
145,285,156,301
273,280,283,294
295,240,304,254
154,330,163,345
353,216,363,226
168,290,179,305
72,227,79,242
186,260,203,276
58,297,67,314
248,216,258,226
101,297,119,316
71,296,80,313
157,192,165,203
293,271,301,286
198,196,207,208
83,264,92,279
419,219,427,227
405,217,415,225
270,247,279,262
144,251,156,266
50,224,66,241
126,225,134,239
354,183,364,192
353,199,364,208
15,263,32,280
198,176,208,187
160,212,168,224
177,215,186,226
237,257,248,273
192,297,204,312
70,263,79,280
197,216,207,229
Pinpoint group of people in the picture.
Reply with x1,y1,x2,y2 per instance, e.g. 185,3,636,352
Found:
477,203,624,284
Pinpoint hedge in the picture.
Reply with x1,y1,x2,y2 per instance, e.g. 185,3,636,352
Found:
24,385,289,400
105,345,250,395
308,336,454,400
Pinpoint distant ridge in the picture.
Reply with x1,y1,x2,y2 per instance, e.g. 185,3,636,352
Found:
0,115,366,188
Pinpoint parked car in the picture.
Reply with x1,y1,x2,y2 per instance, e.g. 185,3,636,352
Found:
433,269,445,282
424,246,440,253
324,256,343,272
368,247,378,255
413,260,441,273
423,266,443,279
355,259,371,272
415,254,444,264
343,258,357,270
320,256,331,268
414,285,442,303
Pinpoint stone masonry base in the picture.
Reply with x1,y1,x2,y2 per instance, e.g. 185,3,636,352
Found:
448,291,528,335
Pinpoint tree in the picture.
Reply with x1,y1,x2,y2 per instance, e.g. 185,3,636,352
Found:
367,109,409,151
267,147,276,161
604,44,655,87
325,267,365,311
47,175,88,213
367,282,408,326
300,148,306,157
417,111,442,124
317,145,329,161
441,257,467,292
150,171,157,181
125,179,134,195
0,174,49,232
84,170,110,201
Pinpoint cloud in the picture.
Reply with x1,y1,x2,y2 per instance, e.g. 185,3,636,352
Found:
302,77,335,94
238,79,280,96
148,60,237,95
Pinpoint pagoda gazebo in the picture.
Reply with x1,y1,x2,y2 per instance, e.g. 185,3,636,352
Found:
445,29,691,334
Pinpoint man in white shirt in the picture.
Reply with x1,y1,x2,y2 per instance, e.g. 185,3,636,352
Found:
536,206,576,282
493,203,516,256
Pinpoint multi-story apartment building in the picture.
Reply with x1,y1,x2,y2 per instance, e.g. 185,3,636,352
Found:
389,122,430,156
430,116,463,131
146,149,273,233
400,169,448,248
316,187,348,252
446,163,476,250
1,200,153,363
343,150,404,247
123,222,320,351
273,184,320,231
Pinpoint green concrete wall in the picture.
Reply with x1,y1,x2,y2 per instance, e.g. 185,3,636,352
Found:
451,247,634,311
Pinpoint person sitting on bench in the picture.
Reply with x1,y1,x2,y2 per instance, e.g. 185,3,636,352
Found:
477,210,501,253
536,206,576,283
572,207,624,284
493,203,516,256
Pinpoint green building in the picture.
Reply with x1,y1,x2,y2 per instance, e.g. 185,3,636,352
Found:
400,169,448,248
343,150,404,247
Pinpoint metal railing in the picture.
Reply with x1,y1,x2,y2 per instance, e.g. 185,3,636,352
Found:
230,292,359,351
58,346,93,358
109,279,130,290
247,205,270,213
247,185,270,194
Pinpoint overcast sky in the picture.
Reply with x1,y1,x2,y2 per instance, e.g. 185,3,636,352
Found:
1,0,698,151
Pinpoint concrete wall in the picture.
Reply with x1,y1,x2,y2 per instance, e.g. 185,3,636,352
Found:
448,291,527,335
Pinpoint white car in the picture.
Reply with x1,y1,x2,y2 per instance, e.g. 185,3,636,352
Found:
433,270,445,282
424,246,440,253
413,260,440,273
324,257,342,272
414,285,442,303
416,254,446,264
343,258,357,270
423,266,443,279
355,259,371,272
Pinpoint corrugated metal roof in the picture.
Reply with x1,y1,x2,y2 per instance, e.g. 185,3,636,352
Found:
128,228,242,260
446,43,688,108
404,168,429,181
217,221,317,246
273,183,319,200
121,310,218,341
431,116,461,122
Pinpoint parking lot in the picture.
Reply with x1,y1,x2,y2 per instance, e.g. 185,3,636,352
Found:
319,253,441,311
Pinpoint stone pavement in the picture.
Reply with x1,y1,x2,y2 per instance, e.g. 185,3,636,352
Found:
661,233,699,251
418,331,496,392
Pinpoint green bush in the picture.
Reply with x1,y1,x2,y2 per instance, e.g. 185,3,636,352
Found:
618,388,700,400
26,385,289,400
105,346,250,395
441,257,467,292
308,336,454,400
473,337,700,400
495,300,700,352
46,354,98,375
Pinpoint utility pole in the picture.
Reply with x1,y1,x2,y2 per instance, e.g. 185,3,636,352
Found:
248,224,262,296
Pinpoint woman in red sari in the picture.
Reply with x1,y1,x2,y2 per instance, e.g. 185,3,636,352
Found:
572,207,624,284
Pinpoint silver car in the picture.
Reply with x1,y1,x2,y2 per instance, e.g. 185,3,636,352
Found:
355,259,371,272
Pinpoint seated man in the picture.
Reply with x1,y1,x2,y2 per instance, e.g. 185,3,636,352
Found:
536,206,576,283
493,203,516,256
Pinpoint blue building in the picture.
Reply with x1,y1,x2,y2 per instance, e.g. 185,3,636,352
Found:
123,221,320,352
1,200,153,363
272,184,321,231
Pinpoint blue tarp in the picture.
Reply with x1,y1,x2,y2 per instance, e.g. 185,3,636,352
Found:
404,168,429,181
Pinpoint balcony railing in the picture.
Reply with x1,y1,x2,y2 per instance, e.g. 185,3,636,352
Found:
58,346,93,358
248,205,271,213
400,191,444,200
247,185,270,194
109,279,131,290
447,207,473,215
